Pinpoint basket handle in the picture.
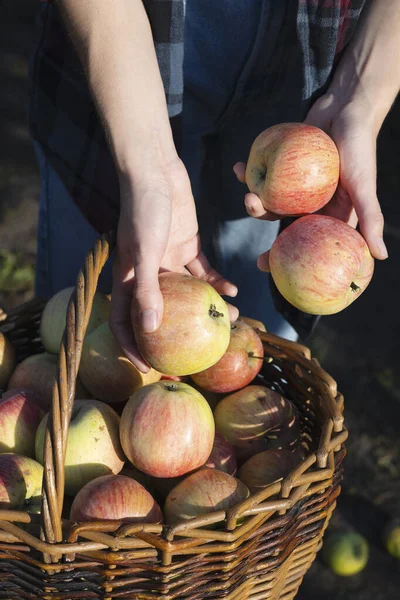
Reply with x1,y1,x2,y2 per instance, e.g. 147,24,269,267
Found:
40,232,115,561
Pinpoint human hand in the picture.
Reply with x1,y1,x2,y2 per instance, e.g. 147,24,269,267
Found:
110,156,238,373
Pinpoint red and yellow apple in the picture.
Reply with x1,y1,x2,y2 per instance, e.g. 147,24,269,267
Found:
79,322,161,403
0,332,15,389
40,287,111,354
214,385,301,462
70,474,162,523
245,123,339,216
269,215,375,315
0,389,43,457
204,432,237,476
191,320,264,393
0,453,43,510
8,353,89,408
36,399,125,496
133,272,231,376
120,381,215,478
165,468,249,525
238,448,300,494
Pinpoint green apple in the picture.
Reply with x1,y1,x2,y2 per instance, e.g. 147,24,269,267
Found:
383,522,400,559
322,531,369,576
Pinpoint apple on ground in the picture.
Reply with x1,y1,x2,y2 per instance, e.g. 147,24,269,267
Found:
382,520,400,559
36,399,125,496
8,352,89,408
40,287,111,354
0,332,15,389
322,531,369,576
70,474,162,524
79,322,161,403
214,385,301,462
165,468,249,526
245,122,339,216
191,320,264,394
238,448,300,494
120,381,215,478
204,432,237,476
0,389,43,457
133,272,231,376
0,453,43,510
269,215,374,315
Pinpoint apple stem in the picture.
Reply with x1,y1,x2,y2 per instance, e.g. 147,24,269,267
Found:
209,304,224,319
350,281,361,293
165,383,179,391
248,353,273,363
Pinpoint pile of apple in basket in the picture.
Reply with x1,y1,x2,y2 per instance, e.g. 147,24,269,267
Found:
0,122,374,526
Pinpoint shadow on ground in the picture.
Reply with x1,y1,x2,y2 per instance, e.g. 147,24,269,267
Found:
1,2,399,599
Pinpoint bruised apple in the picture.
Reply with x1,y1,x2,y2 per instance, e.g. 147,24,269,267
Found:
191,320,264,393
245,123,339,216
70,474,162,523
36,399,125,496
269,215,374,315
120,381,215,478
133,272,230,376
0,332,15,389
8,353,88,408
80,322,161,403
214,385,300,462
204,432,237,476
165,469,249,525
0,389,43,457
40,287,111,354
238,449,300,494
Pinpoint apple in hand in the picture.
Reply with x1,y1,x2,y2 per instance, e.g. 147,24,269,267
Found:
8,353,89,408
245,122,339,216
79,322,161,403
214,385,301,462
165,468,249,525
238,448,300,494
191,320,264,393
120,381,215,478
40,287,111,354
0,332,15,389
0,389,43,457
133,272,231,376
36,399,125,496
269,215,374,315
0,453,43,510
70,474,162,524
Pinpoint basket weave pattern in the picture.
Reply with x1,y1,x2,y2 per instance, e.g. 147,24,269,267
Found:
0,234,347,600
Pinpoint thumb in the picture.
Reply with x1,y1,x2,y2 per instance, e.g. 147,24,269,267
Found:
132,257,164,333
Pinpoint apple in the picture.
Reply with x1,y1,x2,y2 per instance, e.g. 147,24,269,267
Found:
322,531,369,576
0,332,15,389
269,215,375,315
382,521,400,559
237,316,267,333
191,320,264,393
238,449,300,493
0,389,43,457
120,381,215,478
214,385,301,462
79,322,161,403
70,474,162,524
189,381,224,411
133,272,231,376
40,287,111,354
35,399,125,496
0,453,43,510
245,123,339,216
165,468,249,525
204,432,237,476
7,353,89,408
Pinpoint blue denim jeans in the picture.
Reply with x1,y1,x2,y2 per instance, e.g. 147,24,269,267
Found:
35,0,298,340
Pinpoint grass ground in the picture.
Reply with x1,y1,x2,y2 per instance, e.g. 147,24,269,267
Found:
1,2,399,598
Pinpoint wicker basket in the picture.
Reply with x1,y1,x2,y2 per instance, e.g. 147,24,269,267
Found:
0,233,347,600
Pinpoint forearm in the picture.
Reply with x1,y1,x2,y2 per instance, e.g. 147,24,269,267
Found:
57,0,176,177
329,0,400,130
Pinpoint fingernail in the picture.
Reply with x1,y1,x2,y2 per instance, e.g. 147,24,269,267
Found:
141,309,158,332
377,238,388,259
245,203,253,213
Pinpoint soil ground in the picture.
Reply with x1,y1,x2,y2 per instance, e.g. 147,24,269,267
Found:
0,2,399,599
